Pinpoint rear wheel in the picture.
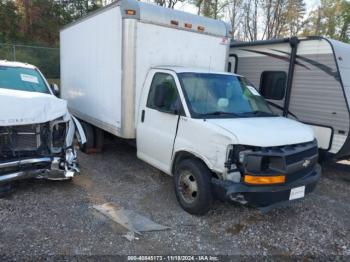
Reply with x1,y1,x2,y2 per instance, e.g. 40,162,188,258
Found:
94,127,104,150
174,159,213,215
80,121,95,154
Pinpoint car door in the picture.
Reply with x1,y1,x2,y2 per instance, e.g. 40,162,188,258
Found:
137,71,184,174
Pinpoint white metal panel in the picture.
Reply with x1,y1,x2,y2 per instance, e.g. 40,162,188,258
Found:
296,39,334,55
330,134,347,154
134,22,229,117
60,6,122,134
308,125,332,150
0,89,68,126
330,39,350,105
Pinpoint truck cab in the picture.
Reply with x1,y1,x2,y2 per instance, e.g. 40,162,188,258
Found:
137,67,321,215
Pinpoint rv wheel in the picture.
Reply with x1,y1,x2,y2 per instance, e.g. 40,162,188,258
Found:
174,159,213,215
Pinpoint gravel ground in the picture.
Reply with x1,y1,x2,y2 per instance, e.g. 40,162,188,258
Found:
0,137,349,259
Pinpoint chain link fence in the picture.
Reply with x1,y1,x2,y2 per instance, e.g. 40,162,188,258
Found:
0,43,60,80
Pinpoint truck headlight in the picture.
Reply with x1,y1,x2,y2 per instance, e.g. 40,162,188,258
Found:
229,145,285,173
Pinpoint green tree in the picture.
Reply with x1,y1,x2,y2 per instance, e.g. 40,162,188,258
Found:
302,0,349,42
284,0,306,36
0,0,19,42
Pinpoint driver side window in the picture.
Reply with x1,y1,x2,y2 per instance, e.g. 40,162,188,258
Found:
147,73,181,114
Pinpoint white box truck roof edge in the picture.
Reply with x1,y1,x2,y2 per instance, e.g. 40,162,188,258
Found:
60,0,231,37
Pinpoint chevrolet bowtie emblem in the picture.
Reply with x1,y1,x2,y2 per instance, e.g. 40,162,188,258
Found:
302,159,311,168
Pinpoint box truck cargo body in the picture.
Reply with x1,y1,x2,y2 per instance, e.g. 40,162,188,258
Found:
61,0,321,215
61,0,230,139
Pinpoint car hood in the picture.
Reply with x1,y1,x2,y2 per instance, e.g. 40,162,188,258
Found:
0,89,68,126
207,117,314,147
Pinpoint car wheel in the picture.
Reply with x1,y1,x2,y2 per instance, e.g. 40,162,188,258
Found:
174,158,213,215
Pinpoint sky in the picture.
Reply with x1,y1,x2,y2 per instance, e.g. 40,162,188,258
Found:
306,0,321,11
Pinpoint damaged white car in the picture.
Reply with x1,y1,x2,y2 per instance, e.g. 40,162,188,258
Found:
0,61,86,189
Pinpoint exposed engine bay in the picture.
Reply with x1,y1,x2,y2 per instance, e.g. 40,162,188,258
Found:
0,116,85,184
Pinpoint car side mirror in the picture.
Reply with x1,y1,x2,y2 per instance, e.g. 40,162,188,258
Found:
50,83,60,97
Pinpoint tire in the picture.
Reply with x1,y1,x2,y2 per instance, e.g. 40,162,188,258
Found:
94,127,104,150
174,158,213,215
80,121,95,154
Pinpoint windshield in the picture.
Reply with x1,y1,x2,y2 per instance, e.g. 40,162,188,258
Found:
178,73,274,118
0,66,49,94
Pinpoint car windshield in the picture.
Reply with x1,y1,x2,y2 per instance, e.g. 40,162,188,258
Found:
178,73,275,118
0,66,49,94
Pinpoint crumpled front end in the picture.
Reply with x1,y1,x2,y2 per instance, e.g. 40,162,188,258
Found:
212,139,321,211
0,114,86,184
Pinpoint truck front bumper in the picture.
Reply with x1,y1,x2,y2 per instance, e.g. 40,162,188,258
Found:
0,150,80,185
212,164,321,211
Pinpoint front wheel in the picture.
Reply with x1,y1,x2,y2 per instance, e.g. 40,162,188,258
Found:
174,159,213,215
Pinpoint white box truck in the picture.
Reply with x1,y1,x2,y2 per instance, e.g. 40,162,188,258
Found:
61,0,321,215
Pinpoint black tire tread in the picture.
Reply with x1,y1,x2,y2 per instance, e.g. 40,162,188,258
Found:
174,158,213,216
80,121,95,154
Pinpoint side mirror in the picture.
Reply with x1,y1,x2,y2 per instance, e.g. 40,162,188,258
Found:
50,83,60,97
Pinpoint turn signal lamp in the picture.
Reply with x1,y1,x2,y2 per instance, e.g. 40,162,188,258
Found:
244,175,285,185
125,10,136,15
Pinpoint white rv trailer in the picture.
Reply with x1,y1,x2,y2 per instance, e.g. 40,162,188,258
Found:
61,0,321,215
230,37,350,160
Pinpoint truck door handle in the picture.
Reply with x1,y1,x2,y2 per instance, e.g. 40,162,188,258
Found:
141,110,145,123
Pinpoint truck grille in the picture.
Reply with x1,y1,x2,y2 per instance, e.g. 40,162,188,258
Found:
243,140,318,184
0,125,41,152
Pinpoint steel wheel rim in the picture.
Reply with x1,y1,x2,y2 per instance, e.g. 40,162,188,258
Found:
178,170,198,204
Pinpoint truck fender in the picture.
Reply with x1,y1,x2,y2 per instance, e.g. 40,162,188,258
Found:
171,149,220,176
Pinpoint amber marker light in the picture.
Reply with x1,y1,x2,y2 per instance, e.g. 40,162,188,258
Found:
184,23,192,29
197,26,205,32
170,20,179,26
125,10,136,15
244,175,285,185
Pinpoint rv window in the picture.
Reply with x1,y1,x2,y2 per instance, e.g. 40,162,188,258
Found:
147,73,181,114
260,71,287,100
